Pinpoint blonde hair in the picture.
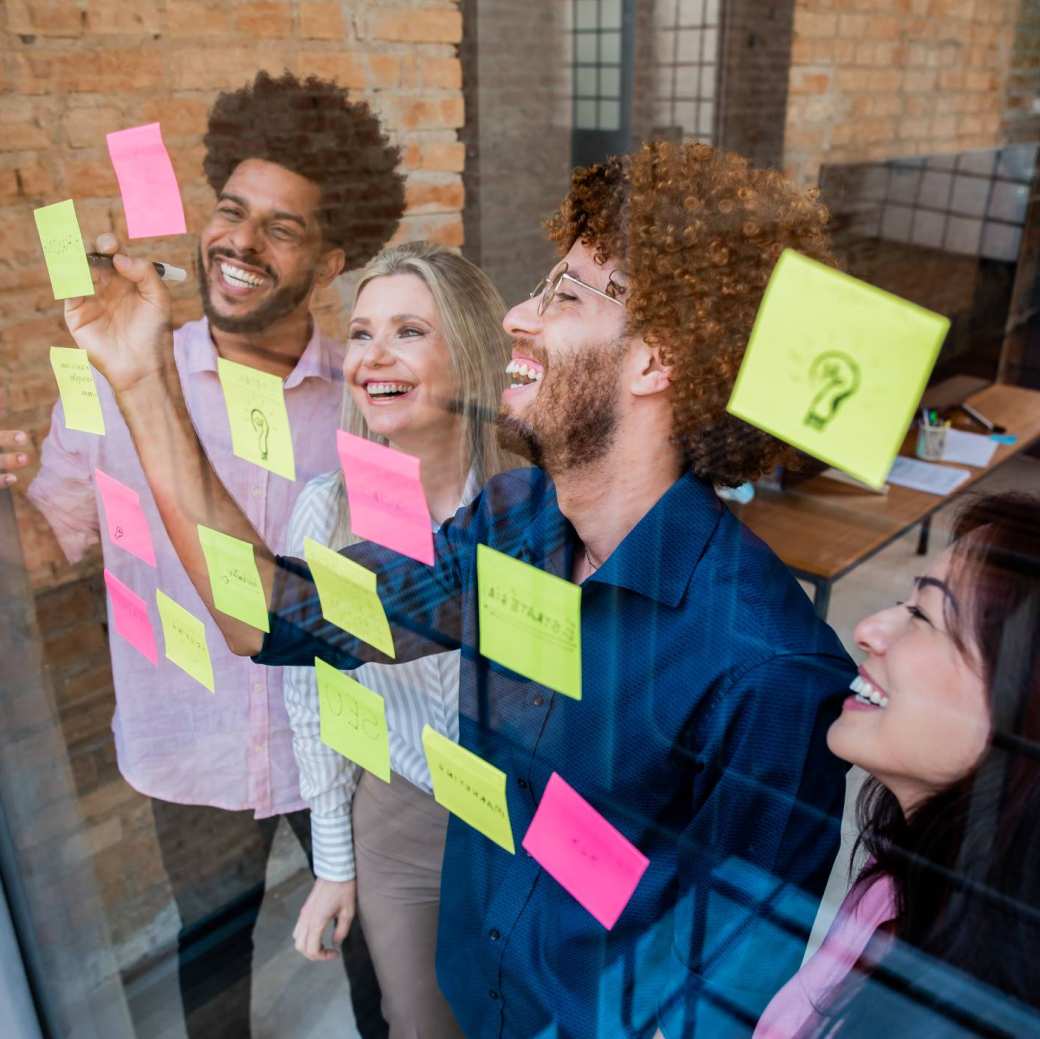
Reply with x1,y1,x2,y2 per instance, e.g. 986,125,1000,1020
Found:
331,240,513,545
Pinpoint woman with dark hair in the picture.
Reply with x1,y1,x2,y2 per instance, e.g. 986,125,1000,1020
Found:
756,491,1040,1038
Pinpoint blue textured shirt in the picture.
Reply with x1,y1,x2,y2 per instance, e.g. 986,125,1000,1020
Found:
256,468,854,1038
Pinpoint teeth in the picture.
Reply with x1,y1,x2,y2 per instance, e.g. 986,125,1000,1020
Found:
220,262,265,287
849,674,889,708
367,382,413,397
506,360,542,385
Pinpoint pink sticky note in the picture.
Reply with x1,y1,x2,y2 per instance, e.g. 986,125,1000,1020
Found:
522,772,650,930
103,569,158,665
336,430,435,565
95,468,157,567
105,123,187,239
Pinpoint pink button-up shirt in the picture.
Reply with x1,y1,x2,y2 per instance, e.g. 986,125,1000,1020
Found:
28,317,344,818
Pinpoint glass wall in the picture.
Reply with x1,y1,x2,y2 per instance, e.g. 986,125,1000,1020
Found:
2,1,1040,1036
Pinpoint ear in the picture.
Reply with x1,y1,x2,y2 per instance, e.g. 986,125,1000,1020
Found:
315,246,347,288
628,337,673,397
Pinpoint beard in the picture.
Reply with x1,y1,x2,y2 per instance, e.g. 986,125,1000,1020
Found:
496,337,627,475
198,246,315,334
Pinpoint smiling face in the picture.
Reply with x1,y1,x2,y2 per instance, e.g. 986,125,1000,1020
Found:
344,272,463,450
828,548,991,813
497,240,631,473
198,158,343,334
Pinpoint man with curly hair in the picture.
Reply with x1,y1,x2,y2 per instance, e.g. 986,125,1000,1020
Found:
63,140,854,1037
27,71,401,1039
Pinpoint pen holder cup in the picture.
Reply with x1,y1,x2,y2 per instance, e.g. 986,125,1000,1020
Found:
916,424,947,461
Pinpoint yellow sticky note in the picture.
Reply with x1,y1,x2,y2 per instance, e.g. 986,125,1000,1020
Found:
477,544,581,700
422,725,514,854
726,249,949,489
49,347,105,435
315,658,391,782
216,357,295,480
197,525,270,632
304,537,395,658
34,199,95,300
155,590,215,692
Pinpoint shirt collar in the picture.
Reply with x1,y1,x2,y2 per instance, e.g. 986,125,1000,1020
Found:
180,316,344,388
522,470,723,607
586,471,723,607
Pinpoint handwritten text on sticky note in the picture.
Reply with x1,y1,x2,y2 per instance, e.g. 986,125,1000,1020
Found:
103,569,158,665
304,538,395,658
34,200,95,300
477,544,581,699
49,347,105,435
336,431,434,565
217,358,295,480
96,468,156,566
422,725,514,853
726,249,949,489
106,123,187,239
315,658,391,782
155,590,215,692
197,525,269,631
522,772,649,930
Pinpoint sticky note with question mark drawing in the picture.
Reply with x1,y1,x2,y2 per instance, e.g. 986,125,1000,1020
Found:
216,358,295,480
726,249,949,489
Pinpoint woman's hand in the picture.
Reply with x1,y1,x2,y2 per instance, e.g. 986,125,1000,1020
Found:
63,233,173,395
0,430,32,487
293,877,357,962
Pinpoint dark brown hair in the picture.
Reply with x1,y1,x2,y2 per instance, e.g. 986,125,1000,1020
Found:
811,492,1040,1035
546,139,836,487
203,70,405,268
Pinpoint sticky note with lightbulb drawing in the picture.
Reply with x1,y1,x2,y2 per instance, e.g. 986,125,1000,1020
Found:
726,249,949,489
216,357,296,480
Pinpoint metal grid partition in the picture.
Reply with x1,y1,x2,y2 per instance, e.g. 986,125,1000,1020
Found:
569,0,635,166
651,0,721,144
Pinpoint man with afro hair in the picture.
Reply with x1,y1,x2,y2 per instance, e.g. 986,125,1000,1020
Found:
62,140,854,1037
28,70,401,1039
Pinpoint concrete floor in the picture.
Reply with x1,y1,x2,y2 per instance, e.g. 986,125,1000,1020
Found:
127,454,1040,1038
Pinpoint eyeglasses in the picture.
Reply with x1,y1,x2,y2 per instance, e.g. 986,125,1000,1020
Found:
529,262,625,316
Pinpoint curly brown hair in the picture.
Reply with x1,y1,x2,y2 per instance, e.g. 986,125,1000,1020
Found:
546,140,837,486
203,70,405,270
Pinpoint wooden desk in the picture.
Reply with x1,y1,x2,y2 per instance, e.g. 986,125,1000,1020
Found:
733,384,1040,618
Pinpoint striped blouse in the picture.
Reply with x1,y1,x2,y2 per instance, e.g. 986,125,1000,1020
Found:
283,467,478,881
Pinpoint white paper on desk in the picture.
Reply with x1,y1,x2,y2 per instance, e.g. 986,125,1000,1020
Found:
940,429,998,467
887,457,971,496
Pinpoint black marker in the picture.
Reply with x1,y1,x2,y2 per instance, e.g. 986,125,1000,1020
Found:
87,252,188,284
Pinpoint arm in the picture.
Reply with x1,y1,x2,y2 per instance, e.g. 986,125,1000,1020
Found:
663,652,851,1037
24,401,99,562
286,663,362,960
65,237,469,667
62,236,276,656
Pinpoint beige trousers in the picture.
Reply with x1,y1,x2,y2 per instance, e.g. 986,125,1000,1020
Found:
353,771,465,1039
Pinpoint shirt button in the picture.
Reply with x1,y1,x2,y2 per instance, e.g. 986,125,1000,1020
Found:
531,694,545,707
489,928,500,942
517,778,528,790
251,486,262,498
488,989,499,1001
253,682,263,694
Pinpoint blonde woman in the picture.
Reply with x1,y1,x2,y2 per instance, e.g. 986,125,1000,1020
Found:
286,241,513,1038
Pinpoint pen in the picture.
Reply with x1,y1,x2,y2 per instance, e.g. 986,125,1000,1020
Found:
958,402,1007,435
87,252,188,283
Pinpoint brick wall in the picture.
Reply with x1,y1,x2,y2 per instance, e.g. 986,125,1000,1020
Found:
784,0,1020,185
1,0,465,975
2,0,465,591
